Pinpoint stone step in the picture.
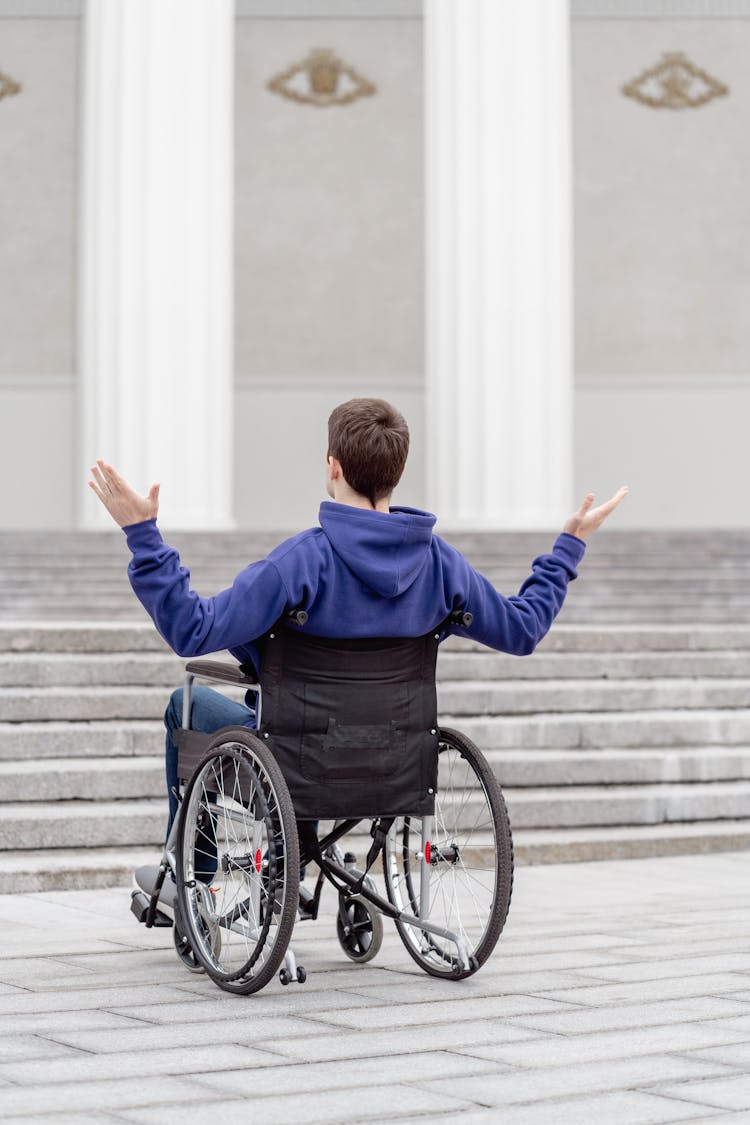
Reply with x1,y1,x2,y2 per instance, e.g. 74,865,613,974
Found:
437,678,750,716
0,847,162,894
0,685,247,722
449,709,750,749
0,818,747,893
503,780,750,829
0,653,184,688
439,650,750,680
6,648,750,687
0,758,164,803
3,747,748,807
2,622,750,655
5,707,750,762
2,780,748,852
0,721,164,760
487,746,750,786
4,677,750,722
0,800,165,851
0,624,171,653
511,820,750,864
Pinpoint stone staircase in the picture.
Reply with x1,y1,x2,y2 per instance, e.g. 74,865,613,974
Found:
1,528,750,889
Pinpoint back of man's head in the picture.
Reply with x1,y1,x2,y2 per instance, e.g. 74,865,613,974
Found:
328,398,410,506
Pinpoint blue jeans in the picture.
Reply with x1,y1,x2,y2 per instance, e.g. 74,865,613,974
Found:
164,685,255,837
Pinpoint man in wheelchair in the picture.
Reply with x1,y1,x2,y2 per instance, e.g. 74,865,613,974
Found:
89,398,627,993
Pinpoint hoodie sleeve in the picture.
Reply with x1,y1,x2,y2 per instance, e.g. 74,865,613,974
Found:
123,520,290,657
452,533,586,655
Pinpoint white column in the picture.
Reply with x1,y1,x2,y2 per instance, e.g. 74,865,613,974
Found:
424,0,573,529
78,0,234,530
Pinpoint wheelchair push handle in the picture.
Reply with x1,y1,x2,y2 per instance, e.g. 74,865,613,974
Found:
447,609,473,629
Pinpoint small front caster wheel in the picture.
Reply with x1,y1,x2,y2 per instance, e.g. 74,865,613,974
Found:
296,966,307,983
336,895,383,963
279,967,292,986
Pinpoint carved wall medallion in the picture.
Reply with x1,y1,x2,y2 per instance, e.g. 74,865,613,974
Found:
0,70,21,103
268,49,375,107
623,52,728,109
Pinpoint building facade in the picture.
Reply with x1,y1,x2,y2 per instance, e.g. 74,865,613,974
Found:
1,0,748,531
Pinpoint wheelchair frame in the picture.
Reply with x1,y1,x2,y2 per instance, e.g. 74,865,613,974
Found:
133,624,513,994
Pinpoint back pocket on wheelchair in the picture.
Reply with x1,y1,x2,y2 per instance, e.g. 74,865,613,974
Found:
301,719,405,782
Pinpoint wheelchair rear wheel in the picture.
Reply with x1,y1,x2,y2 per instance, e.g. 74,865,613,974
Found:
175,728,300,995
383,727,513,979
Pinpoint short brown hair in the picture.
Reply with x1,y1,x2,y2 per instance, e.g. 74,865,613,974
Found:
327,398,410,504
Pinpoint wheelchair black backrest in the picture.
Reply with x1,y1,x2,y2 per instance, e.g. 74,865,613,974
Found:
257,627,440,820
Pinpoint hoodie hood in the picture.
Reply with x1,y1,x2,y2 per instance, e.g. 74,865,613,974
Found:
319,501,437,598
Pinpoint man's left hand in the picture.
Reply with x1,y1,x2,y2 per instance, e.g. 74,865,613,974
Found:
563,486,629,541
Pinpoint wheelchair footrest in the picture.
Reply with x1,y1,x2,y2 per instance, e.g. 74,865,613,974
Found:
130,890,173,928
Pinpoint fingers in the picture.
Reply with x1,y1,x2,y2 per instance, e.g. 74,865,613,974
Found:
89,463,111,503
597,485,629,517
575,493,596,519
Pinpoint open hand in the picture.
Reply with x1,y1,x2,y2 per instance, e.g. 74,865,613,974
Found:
88,460,160,528
563,486,629,541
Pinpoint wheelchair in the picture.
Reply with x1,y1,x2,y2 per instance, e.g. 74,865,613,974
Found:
131,610,514,995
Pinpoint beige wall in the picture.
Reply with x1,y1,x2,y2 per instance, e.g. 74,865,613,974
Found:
572,18,750,527
0,17,78,527
574,19,750,377
4,7,750,530
233,16,424,528
235,18,423,381
0,19,78,377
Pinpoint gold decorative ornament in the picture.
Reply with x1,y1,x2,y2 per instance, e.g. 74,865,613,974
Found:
0,70,21,102
267,48,375,107
623,52,728,109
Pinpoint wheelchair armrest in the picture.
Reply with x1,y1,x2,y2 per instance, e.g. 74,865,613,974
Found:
184,659,255,687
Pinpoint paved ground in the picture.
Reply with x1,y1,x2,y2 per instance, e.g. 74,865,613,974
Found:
0,852,749,1124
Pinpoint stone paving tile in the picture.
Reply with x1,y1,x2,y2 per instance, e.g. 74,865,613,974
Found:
678,1042,750,1069
44,1014,336,1055
0,982,213,1017
0,1009,153,1036
454,1021,750,1070
294,992,583,1031
531,973,750,1008
117,1083,477,1124
465,948,627,974
0,1116,125,1125
330,970,602,1004
0,1042,281,1086
193,1048,503,1099
557,953,750,984
409,1053,739,1109
252,1020,540,1063
653,1074,750,1112
501,996,750,1037
0,1034,89,1063
0,1076,215,1118
390,1090,718,1124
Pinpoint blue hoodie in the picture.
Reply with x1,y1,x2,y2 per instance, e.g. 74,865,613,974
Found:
124,502,585,675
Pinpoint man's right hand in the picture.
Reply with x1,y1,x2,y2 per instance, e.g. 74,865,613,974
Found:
89,460,160,528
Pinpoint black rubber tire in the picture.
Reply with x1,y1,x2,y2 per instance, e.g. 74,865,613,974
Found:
172,902,205,974
336,894,384,963
175,727,300,995
383,727,513,979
